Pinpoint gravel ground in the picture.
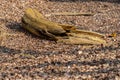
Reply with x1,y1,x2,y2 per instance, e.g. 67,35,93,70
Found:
0,0,120,80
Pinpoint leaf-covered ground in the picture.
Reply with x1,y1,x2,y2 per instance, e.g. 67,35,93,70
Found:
0,0,120,79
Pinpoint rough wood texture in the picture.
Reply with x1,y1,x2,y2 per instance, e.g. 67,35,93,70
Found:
21,8,106,45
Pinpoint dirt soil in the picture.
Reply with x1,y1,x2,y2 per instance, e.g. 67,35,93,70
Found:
0,0,120,80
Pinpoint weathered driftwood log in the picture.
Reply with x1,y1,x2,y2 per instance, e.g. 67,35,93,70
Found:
21,8,106,45
22,8,66,40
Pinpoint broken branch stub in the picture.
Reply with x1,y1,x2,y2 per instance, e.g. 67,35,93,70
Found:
21,8,106,45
